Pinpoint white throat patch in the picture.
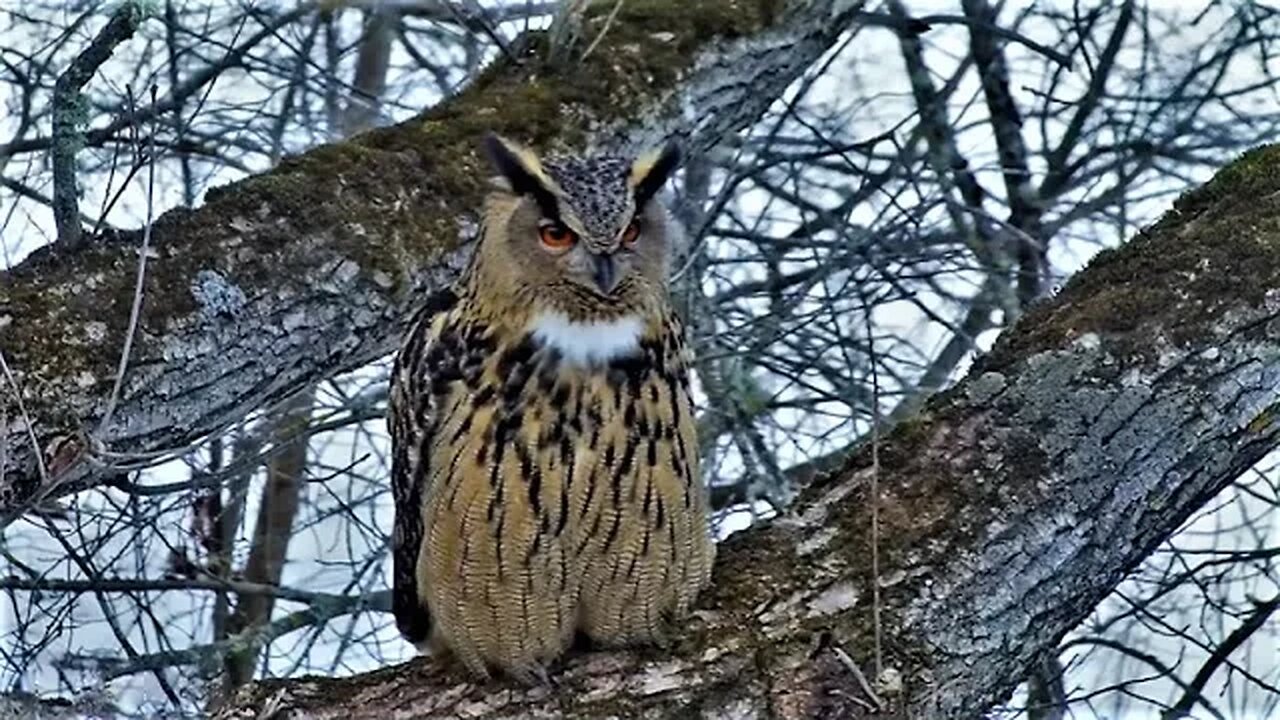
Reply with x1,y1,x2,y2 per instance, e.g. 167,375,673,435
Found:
529,311,644,366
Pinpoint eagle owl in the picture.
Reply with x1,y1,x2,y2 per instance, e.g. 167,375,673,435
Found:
389,134,714,682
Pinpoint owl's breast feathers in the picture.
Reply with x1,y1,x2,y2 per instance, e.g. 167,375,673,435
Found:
390,292,713,679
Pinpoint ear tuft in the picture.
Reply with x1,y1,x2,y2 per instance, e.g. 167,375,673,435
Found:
630,142,682,208
481,134,561,218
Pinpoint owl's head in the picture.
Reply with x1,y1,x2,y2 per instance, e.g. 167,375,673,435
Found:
477,134,682,321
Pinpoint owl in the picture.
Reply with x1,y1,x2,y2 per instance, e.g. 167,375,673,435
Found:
389,134,714,683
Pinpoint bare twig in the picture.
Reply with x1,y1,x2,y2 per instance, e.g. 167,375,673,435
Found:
61,590,390,681
51,3,150,248
581,0,624,60
831,644,886,712
0,349,49,486
1162,596,1280,720
0,575,377,609
96,85,157,438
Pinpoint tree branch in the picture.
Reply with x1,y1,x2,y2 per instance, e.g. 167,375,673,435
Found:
62,591,388,681
222,388,312,689
213,146,1280,717
962,0,1044,303
50,3,150,247
1162,595,1280,720
0,0,869,527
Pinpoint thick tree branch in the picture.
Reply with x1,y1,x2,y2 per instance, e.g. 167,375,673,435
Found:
0,0,867,526
213,146,1280,717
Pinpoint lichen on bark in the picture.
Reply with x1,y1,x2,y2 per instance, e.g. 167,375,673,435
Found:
213,143,1280,718
1,0,863,522
989,143,1280,366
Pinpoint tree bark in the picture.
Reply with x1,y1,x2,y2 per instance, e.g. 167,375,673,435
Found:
0,0,864,526
209,147,1280,717
8,1,1280,716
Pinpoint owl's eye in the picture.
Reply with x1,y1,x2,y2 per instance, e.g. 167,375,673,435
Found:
621,220,641,247
538,222,577,250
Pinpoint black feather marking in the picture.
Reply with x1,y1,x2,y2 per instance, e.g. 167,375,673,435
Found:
443,442,472,510
450,413,473,443
623,551,640,580
498,337,537,376
614,435,638,507
472,385,495,407
406,287,458,330
551,383,571,408
579,467,598,521
556,484,570,537
523,447,542,515
464,323,494,354
482,133,562,220
489,417,509,487
494,511,506,581
525,530,542,566
633,142,682,209
537,367,559,396
560,433,575,503
578,511,604,557
609,355,648,396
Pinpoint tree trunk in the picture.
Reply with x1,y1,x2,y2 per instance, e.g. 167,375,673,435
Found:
220,388,314,691
0,0,865,527
209,147,1280,717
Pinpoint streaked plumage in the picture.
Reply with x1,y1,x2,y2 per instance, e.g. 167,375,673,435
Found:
389,135,713,682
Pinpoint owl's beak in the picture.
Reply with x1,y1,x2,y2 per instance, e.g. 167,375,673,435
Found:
593,254,620,295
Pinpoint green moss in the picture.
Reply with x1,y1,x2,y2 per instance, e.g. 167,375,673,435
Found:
1173,144,1280,217
986,143,1280,368
1,0,803,504
122,0,160,23
1245,402,1280,434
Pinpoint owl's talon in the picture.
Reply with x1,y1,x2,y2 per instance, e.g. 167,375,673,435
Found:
508,663,551,688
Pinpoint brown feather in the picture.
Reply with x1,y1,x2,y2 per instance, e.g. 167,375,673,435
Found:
389,143,711,682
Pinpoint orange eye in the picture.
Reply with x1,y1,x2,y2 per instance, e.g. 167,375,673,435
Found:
538,222,577,250
621,220,640,246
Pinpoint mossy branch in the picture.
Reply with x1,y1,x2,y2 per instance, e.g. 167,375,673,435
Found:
1,0,863,525
213,145,1280,717
50,2,152,248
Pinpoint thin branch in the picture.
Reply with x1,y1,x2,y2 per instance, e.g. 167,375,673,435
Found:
96,85,156,438
50,4,150,248
0,575,378,609
1161,596,1280,720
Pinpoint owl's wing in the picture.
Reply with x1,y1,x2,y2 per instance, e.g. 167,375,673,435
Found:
389,287,459,647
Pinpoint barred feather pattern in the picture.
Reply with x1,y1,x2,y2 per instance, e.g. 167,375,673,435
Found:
389,285,713,682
